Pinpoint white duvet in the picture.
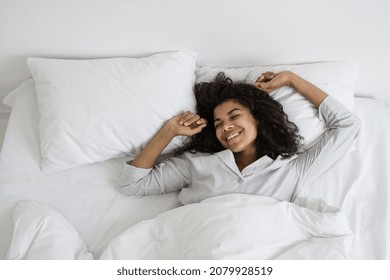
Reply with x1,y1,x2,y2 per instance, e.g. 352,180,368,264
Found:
7,194,354,260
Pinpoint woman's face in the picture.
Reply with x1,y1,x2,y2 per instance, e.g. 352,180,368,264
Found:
213,99,258,155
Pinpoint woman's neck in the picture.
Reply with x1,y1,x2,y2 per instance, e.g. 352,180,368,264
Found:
234,149,258,172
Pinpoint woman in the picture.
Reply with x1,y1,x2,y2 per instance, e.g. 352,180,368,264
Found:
118,71,360,205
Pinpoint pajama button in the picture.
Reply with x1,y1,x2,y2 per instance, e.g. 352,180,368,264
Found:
237,178,243,183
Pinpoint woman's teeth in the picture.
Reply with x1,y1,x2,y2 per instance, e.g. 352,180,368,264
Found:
227,132,240,141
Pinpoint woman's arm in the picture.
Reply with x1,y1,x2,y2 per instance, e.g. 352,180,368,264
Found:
292,96,360,184
254,71,328,108
255,71,360,186
131,112,207,169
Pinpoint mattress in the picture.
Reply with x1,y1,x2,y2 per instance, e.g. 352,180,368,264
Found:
1,85,390,259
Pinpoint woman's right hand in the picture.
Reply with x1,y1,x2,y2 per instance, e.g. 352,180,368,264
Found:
166,111,207,137
131,112,207,169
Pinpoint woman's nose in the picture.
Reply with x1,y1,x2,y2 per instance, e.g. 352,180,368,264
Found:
223,123,233,131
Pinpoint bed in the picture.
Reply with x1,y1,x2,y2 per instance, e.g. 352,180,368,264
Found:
0,51,390,260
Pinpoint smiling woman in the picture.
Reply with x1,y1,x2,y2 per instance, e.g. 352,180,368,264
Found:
117,70,359,206
213,100,259,171
214,100,259,171
188,72,304,162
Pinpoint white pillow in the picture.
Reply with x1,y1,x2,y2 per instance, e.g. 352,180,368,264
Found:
196,61,358,150
27,51,197,173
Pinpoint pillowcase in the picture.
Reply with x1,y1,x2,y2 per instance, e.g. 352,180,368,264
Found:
196,61,358,150
27,51,197,173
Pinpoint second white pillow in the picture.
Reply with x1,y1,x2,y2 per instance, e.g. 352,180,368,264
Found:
196,61,358,150
27,51,197,173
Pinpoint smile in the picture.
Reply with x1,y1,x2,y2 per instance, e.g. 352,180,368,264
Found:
226,131,241,141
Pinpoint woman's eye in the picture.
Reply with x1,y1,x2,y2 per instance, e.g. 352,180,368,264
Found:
232,114,240,119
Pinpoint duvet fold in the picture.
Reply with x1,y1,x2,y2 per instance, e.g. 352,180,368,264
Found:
6,194,354,260
6,201,93,260
100,194,354,260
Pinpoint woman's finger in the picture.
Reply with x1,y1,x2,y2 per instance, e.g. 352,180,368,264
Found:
189,122,207,134
263,72,276,82
180,112,204,126
255,73,272,84
254,82,273,93
188,118,207,129
256,75,265,82
196,118,207,125
183,114,201,126
179,111,194,125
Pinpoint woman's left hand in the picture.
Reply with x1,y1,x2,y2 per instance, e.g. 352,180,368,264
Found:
254,71,293,93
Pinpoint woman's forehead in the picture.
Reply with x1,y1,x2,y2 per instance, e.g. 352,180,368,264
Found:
213,99,249,117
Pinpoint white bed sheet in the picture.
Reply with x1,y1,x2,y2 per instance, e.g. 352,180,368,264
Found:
1,90,390,259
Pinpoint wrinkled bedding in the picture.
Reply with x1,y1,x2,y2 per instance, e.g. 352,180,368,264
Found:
6,195,354,260
100,194,354,260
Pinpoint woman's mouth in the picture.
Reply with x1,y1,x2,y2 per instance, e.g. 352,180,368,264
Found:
226,131,242,141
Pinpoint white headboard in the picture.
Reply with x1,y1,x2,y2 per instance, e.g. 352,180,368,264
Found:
1,0,390,114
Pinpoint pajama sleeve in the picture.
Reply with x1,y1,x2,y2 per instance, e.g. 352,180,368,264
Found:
294,96,361,183
117,154,192,196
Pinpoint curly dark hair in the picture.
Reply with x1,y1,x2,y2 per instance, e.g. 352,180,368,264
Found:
176,72,303,160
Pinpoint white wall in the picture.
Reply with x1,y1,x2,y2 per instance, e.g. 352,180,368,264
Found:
1,0,390,114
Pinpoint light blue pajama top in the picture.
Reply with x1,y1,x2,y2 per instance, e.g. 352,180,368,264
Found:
118,96,360,205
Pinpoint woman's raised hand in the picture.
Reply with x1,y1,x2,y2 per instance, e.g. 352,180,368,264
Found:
254,71,293,93
130,111,207,168
255,70,328,108
167,111,207,137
